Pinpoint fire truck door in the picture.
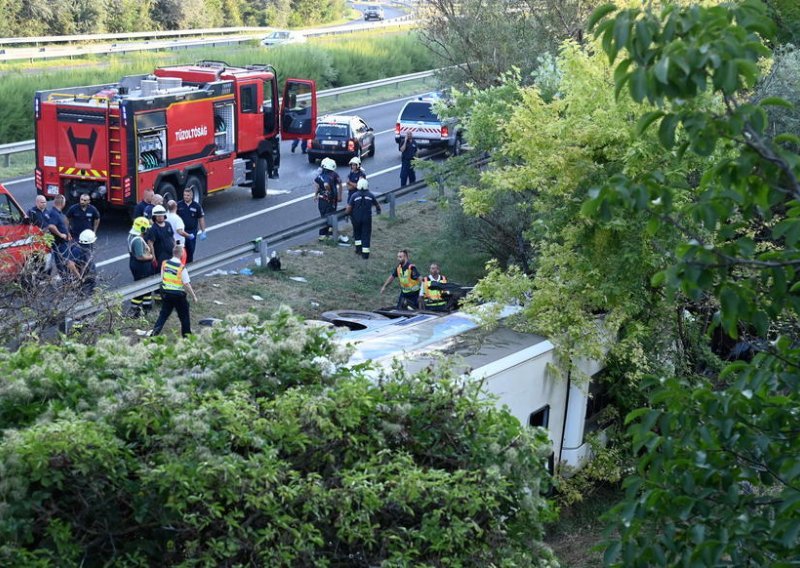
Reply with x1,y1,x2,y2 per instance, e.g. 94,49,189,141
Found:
281,79,317,141
237,80,264,153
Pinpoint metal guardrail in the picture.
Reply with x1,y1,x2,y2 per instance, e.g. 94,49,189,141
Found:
72,178,432,320
0,27,273,46
0,68,436,163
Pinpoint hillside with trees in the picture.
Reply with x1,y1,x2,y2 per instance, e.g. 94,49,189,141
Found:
0,0,348,37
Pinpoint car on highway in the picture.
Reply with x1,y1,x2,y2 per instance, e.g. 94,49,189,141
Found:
395,93,463,155
363,6,385,21
307,114,376,164
0,183,47,282
260,30,306,47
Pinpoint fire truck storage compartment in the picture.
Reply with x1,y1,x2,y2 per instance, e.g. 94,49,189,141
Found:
136,111,167,172
214,102,235,155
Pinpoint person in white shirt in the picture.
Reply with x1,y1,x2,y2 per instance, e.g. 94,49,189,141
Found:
165,200,190,249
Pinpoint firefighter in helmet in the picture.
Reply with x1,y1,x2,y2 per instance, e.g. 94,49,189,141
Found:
345,177,381,259
346,156,367,202
313,158,342,240
128,216,154,316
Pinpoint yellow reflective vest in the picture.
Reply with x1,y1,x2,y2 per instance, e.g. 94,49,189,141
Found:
422,275,447,305
161,259,184,292
396,262,420,293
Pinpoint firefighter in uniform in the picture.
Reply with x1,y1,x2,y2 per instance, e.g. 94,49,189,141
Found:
313,158,342,240
346,177,381,259
151,244,198,338
145,204,175,267
177,187,207,263
419,263,449,311
380,249,420,310
127,216,154,316
346,156,367,202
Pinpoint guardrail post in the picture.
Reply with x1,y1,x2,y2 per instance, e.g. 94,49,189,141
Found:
388,193,396,218
328,214,339,240
2,154,8,168
256,237,268,268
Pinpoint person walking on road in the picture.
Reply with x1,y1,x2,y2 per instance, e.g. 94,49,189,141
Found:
65,194,101,241
346,177,381,259
151,244,198,338
127,216,155,317
313,158,342,240
177,187,206,264
380,249,421,310
398,130,418,187
419,262,449,311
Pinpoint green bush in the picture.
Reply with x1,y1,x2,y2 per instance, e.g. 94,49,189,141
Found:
0,308,557,566
0,33,435,143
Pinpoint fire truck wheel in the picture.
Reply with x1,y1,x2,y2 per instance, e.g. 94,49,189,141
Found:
157,181,178,205
185,175,205,206
252,156,268,199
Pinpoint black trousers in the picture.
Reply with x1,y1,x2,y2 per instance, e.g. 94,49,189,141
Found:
397,291,419,310
184,233,197,263
152,291,191,337
352,216,373,255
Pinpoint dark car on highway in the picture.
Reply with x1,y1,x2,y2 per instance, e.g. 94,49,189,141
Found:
307,115,375,164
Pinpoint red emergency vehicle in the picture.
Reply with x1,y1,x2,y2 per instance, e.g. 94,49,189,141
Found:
34,61,316,210
0,183,47,282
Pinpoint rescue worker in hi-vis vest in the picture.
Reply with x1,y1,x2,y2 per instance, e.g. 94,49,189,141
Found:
345,177,381,259
419,262,449,311
151,244,198,338
380,249,420,310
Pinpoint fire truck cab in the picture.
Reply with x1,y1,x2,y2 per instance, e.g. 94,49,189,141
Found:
35,61,316,210
0,183,46,282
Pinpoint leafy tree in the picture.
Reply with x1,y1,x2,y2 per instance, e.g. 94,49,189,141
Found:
584,0,800,564
105,0,155,32
418,0,604,88
0,310,558,566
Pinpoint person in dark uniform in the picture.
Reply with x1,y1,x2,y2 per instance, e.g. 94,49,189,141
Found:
345,177,381,259
46,195,72,275
346,156,368,202
133,188,154,220
65,194,101,241
380,249,421,310
177,187,207,264
144,204,175,268
63,229,97,296
27,195,51,229
313,158,342,240
151,244,198,338
127,216,154,316
398,130,418,187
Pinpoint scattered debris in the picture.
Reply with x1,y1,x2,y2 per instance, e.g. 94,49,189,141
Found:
199,318,223,327
207,269,238,277
267,250,282,271
252,295,264,301
310,301,320,308
239,268,253,276
134,329,151,336
289,276,308,283
213,300,225,305
338,235,350,243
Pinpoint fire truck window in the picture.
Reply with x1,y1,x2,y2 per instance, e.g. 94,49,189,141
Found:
240,84,257,113
262,80,277,133
0,195,24,225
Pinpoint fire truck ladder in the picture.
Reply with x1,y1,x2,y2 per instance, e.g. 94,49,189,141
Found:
108,106,123,204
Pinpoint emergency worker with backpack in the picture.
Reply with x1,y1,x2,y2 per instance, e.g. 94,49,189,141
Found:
313,158,342,240
345,177,381,259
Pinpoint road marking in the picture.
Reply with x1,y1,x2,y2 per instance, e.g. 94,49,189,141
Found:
97,163,403,268
3,176,34,185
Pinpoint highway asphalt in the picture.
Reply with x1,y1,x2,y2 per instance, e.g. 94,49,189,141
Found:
5,95,437,289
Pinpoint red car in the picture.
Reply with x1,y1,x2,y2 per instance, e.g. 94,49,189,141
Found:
0,183,47,281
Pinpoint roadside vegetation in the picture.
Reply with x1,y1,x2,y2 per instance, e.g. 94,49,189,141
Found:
0,32,435,144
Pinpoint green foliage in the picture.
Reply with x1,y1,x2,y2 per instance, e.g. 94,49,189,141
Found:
0,309,558,566
0,33,434,144
586,0,800,564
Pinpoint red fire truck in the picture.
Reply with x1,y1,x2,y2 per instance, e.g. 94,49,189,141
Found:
34,60,316,210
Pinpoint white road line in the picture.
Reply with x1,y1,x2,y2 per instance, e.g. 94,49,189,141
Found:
3,176,34,185
97,163,404,268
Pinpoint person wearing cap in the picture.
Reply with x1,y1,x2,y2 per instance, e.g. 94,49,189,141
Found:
346,156,367,202
151,244,198,338
144,204,175,268
313,158,342,240
345,177,381,259
65,194,101,241
128,216,155,316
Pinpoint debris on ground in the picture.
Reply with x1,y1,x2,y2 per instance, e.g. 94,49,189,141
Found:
252,295,264,301
289,276,308,283
239,268,253,276
199,318,223,327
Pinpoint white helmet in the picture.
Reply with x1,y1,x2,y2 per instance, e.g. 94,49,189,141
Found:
151,204,167,216
348,156,361,166
321,158,337,171
78,229,97,245
356,178,369,191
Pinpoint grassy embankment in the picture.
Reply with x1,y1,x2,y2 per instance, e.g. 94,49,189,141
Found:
0,31,435,178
